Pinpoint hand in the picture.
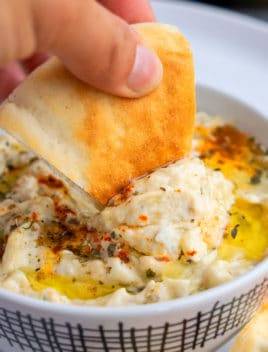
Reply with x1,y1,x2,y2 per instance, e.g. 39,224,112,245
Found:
0,0,163,102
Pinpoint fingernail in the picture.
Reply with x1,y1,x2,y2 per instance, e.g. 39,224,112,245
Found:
127,45,163,96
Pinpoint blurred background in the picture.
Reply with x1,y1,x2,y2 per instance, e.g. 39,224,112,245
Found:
182,0,268,21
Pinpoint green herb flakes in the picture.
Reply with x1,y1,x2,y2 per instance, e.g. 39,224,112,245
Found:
22,221,34,230
107,243,116,257
250,170,262,185
146,268,156,279
110,231,116,239
231,224,239,239
90,248,101,259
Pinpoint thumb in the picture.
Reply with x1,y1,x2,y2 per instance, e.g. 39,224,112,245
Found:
33,0,163,97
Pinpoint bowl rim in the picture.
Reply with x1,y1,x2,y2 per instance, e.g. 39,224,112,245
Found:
0,256,267,318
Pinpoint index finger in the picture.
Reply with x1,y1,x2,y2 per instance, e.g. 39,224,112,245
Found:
97,0,155,23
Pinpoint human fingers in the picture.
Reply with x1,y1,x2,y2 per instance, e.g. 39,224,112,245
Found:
0,63,25,102
21,52,50,74
97,0,155,23
35,0,162,97
0,53,49,101
0,0,162,98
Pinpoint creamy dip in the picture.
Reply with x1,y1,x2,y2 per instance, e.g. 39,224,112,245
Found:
0,113,267,306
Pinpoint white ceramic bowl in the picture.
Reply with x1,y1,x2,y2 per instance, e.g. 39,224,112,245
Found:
1,1,268,349
0,86,267,352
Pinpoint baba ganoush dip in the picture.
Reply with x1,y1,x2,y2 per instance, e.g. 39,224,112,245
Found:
0,113,267,307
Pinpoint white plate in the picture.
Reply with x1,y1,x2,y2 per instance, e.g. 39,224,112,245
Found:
151,1,268,350
152,0,268,116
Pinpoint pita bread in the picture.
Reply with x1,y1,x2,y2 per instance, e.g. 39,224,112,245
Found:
230,300,268,351
0,23,195,204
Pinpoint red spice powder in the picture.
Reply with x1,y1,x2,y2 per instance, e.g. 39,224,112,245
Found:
31,212,38,221
157,256,170,262
103,234,111,242
139,214,148,222
186,250,197,257
117,250,129,263
38,175,64,189
54,201,76,222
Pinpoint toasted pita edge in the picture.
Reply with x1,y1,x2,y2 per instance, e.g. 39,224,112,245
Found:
0,23,195,204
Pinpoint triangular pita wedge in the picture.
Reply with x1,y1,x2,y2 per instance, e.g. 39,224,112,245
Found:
0,23,195,204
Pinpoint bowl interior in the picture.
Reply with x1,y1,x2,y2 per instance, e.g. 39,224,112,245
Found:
0,85,268,352
196,84,268,147
0,84,267,316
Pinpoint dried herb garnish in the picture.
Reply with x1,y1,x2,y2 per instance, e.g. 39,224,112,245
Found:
10,224,18,232
160,187,166,191
146,268,156,278
68,218,80,225
110,231,116,239
0,236,7,260
22,221,34,230
231,224,239,239
107,243,116,257
250,169,262,185
68,243,91,258
90,248,101,259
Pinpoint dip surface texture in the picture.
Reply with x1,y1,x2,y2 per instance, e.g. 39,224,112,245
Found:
0,114,267,306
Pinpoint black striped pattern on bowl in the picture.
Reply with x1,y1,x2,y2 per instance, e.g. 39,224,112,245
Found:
0,278,267,352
